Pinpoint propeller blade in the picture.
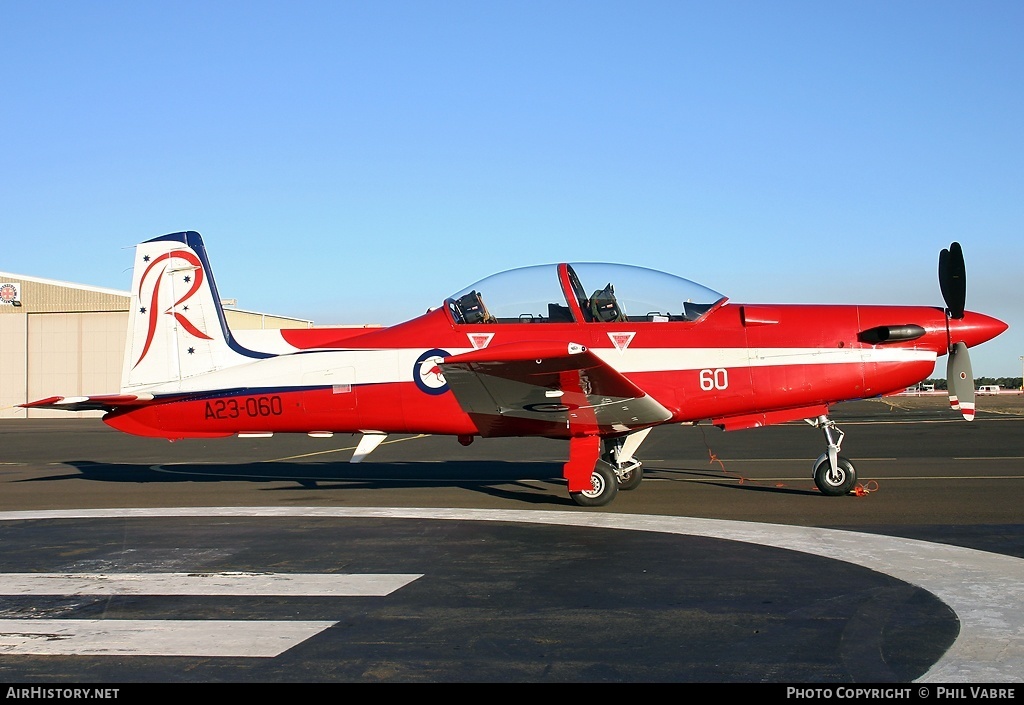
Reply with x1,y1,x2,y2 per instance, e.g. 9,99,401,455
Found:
938,247,950,307
938,242,966,319
946,341,975,421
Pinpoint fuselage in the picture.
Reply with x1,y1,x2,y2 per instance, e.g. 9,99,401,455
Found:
104,300,1007,440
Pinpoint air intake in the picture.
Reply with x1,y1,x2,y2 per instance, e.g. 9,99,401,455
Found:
857,324,926,344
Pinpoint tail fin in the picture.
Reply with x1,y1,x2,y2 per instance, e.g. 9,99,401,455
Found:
121,231,271,392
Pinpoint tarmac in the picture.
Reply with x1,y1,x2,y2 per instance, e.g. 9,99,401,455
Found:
0,393,1022,685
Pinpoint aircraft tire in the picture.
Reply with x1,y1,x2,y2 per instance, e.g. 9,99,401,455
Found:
570,463,619,507
813,454,857,496
616,464,643,491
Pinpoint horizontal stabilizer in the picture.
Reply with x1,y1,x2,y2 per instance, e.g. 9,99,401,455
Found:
21,393,158,413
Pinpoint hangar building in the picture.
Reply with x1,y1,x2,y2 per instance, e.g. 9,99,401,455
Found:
0,272,312,418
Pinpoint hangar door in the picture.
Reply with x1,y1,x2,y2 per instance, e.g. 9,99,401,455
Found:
23,312,127,419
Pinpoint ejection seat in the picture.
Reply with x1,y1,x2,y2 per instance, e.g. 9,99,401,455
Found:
589,283,627,322
453,290,496,324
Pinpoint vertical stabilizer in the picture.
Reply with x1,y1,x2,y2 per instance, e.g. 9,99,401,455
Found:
121,231,271,392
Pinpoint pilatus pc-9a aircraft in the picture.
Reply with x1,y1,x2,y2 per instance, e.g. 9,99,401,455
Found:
24,232,1007,507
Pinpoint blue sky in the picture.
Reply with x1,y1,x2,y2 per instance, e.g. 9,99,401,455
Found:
2,1,1022,377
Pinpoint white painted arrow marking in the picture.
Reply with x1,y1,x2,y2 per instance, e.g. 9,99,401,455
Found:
0,572,421,596
0,572,422,657
0,619,335,657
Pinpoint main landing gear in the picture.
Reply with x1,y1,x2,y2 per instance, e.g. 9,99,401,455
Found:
603,432,646,491
569,462,619,507
809,415,857,496
566,429,651,507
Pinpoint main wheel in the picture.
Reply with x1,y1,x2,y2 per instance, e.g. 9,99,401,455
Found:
616,464,643,491
569,463,619,507
813,454,857,496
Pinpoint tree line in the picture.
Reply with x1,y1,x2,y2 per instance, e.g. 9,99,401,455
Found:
919,377,1023,391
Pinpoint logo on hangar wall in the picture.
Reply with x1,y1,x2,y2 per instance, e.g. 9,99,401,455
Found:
0,283,20,305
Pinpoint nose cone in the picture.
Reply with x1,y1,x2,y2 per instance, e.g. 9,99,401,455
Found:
954,311,1009,348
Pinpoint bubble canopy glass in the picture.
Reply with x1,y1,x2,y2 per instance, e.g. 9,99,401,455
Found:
445,262,726,324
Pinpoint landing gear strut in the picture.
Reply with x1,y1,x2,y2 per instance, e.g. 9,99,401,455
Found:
809,415,857,495
602,433,647,491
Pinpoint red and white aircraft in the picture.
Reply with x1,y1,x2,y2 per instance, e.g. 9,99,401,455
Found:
24,232,1007,506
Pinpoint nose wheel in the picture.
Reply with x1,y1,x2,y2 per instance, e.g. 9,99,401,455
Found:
812,454,857,495
809,415,857,496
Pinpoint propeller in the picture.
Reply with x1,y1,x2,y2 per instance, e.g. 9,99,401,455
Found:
939,242,974,420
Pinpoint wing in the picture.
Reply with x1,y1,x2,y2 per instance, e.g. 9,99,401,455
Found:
439,341,672,438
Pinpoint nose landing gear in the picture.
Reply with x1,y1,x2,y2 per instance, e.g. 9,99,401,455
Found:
809,415,857,496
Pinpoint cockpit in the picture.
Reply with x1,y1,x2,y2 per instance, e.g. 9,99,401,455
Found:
445,263,726,325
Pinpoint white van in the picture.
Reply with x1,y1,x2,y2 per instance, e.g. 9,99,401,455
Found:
977,385,1001,395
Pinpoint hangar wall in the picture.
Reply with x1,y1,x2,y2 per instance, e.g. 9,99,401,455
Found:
0,313,28,417
0,273,312,419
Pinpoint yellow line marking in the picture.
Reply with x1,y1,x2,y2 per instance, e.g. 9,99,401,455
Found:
266,434,431,463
